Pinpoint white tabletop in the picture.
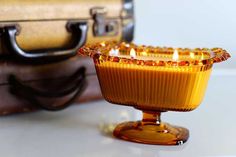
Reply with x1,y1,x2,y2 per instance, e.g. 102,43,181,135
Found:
0,70,236,157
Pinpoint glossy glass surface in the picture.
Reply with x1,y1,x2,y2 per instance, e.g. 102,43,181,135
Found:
79,41,230,145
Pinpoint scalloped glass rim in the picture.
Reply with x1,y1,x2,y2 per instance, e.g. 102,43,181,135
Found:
78,41,230,67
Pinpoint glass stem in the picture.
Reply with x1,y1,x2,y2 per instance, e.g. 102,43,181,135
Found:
142,111,161,125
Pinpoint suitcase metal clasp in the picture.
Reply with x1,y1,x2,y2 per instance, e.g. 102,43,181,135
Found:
91,7,118,37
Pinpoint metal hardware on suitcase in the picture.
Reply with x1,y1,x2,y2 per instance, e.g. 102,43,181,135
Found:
0,0,134,115
0,0,134,62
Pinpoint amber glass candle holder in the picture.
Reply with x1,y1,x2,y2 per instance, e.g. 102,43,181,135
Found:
79,41,230,145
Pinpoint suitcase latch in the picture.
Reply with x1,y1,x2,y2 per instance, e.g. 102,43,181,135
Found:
90,7,118,36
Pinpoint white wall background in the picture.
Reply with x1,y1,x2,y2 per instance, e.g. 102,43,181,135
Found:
134,0,235,69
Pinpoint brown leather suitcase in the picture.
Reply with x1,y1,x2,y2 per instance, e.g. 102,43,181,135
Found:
0,0,134,115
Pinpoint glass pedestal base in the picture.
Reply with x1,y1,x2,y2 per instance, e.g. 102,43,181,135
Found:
113,111,189,145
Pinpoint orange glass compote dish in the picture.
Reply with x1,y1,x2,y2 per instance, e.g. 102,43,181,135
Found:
79,41,230,145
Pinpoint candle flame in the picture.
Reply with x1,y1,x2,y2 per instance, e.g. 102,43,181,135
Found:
100,41,106,47
190,52,195,59
201,53,204,60
173,49,179,61
109,48,119,56
130,48,136,59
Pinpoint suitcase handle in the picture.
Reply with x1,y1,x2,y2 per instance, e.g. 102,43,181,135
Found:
3,22,88,62
8,67,87,111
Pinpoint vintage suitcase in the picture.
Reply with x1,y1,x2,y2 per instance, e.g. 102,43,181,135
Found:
0,0,134,115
